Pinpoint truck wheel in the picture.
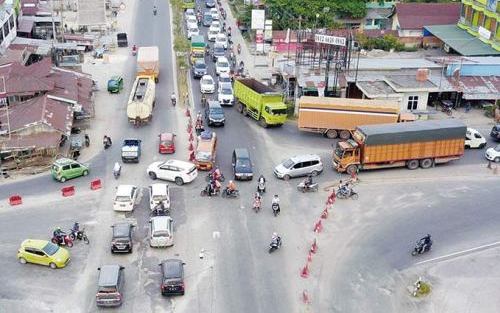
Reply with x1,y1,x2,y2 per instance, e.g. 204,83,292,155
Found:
259,118,268,128
495,157,500,163
346,165,358,176
237,101,243,113
155,77,159,83
242,107,248,116
149,172,157,180
420,158,433,169
339,130,351,140
407,160,419,170
325,129,338,139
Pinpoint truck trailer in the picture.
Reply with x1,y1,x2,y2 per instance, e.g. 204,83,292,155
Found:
233,78,287,127
298,97,415,139
127,76,156,125
137,46,160,83
332,119,466,174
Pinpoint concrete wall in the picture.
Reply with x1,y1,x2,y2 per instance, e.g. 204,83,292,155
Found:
401,91,429,112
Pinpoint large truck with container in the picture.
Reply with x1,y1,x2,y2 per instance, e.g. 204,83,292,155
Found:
190,35,206,64
298,96,415,139
233,78,287,127
332,119,466,174
137,46,160,83
127,76,156,125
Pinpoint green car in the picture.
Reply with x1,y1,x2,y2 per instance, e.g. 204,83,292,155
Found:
17,239,70,269
51,158,89,182
107,75,124,93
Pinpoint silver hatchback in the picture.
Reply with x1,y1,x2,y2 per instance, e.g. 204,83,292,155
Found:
274,154,323,180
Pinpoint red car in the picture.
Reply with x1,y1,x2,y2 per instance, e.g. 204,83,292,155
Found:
159,133,176,154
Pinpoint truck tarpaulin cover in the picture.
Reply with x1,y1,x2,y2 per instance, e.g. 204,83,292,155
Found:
358,119,466,145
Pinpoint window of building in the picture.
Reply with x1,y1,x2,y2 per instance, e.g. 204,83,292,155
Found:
3,23,8,39
365,19,373,26
9,15,14,30
0,26,4,45
407,96,419,111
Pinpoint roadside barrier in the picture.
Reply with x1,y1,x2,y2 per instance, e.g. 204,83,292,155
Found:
300,263,309,278
187,121,192,133
307,251,313,262
188,142,194,151
90,179,102,190
302,290,310,304
189,151,195,162
321,208,329,219
61,186,75,197
313,220,323,233
189,132,194,142
9,195,22,206
310,239,318,254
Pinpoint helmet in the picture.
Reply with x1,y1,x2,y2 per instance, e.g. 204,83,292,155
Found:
274,194,278,197
74,222,79,226
229,180,233,184
272,232,277,237
56,227,61,231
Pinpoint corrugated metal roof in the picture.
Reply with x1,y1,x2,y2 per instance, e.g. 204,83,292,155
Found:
77,0,106,26
457,76,500,100
424,25,500,57
358,119,466,145
0,132,60,151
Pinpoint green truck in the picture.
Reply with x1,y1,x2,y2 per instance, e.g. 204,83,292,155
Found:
234,78,287,127
190,35,206,64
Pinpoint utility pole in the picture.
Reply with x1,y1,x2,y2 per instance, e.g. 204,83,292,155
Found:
50,0,58,43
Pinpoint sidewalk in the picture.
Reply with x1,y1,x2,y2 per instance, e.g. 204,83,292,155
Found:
220,1,270,80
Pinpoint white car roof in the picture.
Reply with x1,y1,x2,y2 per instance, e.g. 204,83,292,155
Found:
216,33,227,39
116,184,136,196
150,183,168,196
201,75,213,81
217,56,229,63
166,159,195,170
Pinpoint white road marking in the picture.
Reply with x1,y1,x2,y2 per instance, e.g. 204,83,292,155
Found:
416,240,500,265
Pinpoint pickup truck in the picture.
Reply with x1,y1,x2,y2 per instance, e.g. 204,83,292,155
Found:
121,139,142,163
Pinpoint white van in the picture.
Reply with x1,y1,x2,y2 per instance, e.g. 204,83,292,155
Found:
465,127,486,149
149,216,174,247
113,185,138,212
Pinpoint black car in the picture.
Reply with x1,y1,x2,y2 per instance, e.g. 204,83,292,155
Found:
491,124,500,141
212,44,226,62
205,100,225,126
111,223,134,253
232,148,253,180
160,259,185,296
192,60,207,79
205,0,215,8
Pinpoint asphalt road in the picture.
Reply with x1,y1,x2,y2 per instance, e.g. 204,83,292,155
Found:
1,0,499,312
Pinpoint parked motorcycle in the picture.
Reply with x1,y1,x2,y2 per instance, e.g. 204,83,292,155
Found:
336,186,358,200
221,188,239,198
297,182,319,193
69,228,89,244
269,237,282,253
51,234,74,247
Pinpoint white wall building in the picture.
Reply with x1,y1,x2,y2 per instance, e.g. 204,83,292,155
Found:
0,0,17,54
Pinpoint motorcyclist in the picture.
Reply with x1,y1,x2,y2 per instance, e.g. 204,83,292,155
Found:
237,43,241,54
253,192,262,210
338,180,349,195
196,111,202,121
272,194,280,214
271,232,281,246
226,180,237,195
212,166,222,181
419,234,432,253
171,92,176,105
113,162,121,176
201,94,207,107
153,5,157,15
257,174,266,192
132,44,137,54
303,174,313,189
53,227,65,244
72,222,80,233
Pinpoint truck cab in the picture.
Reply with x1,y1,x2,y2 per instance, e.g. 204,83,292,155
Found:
332,140,360,174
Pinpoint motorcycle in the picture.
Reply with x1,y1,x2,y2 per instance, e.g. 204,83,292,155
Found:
297,182,319,193
84,134,90,147
237,44,241,54
336,186,358,200
272,203,280,216
69,228,89,244
412,239,433,256
269,237,282,253
253,198,261,213
200,184,220,197
103,137,112,150
205,172,225,182
113,164,121,179
257,176,266,194
153,7,157,16
51,234,74,247
132,45,137,56
171,97,176,106
222,188,239,198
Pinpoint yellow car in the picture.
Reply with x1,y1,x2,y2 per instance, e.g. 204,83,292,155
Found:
17,239,70,269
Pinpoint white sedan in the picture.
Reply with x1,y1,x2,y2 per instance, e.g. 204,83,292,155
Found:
210,8,219,20
200,75,215,94
187,25,199,39
147,159,198,185
208,26,220,41
218,84,234,106
215,33,228,49
113,184,138,212
184,8,195,19
186,16,197,29
149,183,170,211
485,144,500,162
215,56,230,75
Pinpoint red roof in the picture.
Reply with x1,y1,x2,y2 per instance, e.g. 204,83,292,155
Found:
0,95,73,135
395,3,460,30
0,58,54,95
